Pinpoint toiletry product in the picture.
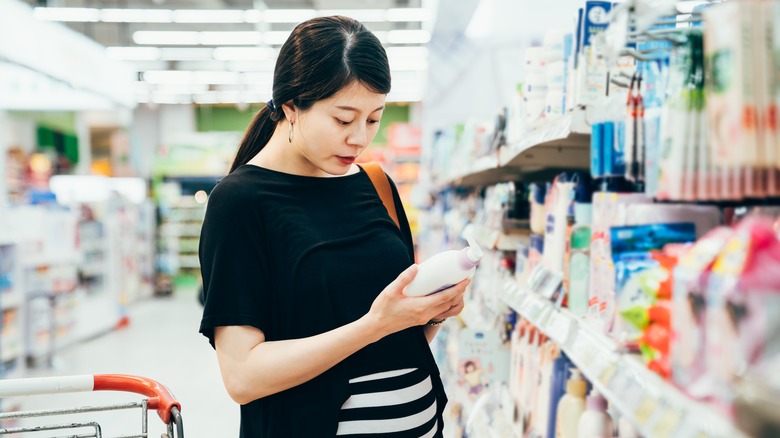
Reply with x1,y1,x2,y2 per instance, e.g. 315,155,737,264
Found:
543,174,576,276
611,223,696,346
404,234,484,297
529,233,545,274
705,3,758,201
577,389,613,438
617,416,639,438
548,354,573,438
530,183,548,235
706,217,780,406
575,1,613,106
555,368,587,438
671,228,732,396
569,184,593,316
591,122,604,179
588,192,652,330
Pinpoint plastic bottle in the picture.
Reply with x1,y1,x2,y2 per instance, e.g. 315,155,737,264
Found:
617,416,639,438
577,389,613,438
404,234,484,297
555,368,587,438
568,183,592,316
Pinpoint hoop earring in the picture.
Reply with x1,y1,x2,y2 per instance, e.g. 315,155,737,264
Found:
288,122,294,143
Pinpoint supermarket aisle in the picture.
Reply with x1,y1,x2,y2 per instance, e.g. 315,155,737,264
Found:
17,290,239,437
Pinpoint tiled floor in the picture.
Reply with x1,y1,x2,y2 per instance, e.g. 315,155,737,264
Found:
9,290,239,437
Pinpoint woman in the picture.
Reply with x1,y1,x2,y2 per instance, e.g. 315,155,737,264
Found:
199,16,468,437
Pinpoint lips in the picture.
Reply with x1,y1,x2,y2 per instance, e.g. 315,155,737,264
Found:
337,156,356,165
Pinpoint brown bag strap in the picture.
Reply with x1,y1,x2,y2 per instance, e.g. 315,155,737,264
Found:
361,162,400,229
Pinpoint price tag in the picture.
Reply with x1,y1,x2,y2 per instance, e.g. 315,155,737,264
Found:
651,405,683,438
634,395,659,426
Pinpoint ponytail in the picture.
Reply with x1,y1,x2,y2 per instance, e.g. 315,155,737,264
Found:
229,104,280,173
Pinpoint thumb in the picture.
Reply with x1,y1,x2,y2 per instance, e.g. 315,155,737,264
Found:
390,264,418,293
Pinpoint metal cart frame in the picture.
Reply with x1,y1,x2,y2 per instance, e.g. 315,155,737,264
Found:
0,374,183,437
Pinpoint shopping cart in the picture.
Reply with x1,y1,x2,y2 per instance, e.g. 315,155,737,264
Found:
0,374,183,437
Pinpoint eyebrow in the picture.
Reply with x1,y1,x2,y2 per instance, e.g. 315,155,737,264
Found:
335,105,385,113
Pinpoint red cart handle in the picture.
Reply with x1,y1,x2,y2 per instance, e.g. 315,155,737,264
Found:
94,374,181,423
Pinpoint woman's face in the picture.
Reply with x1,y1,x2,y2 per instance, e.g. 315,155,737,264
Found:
294,81,386,176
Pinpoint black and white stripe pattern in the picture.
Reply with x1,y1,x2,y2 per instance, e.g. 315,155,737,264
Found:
337,368,440,437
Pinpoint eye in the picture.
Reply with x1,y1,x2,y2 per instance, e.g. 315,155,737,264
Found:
335,118,351,126
368,119,380,125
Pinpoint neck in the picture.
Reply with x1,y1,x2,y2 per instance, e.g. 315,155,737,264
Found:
248,121,359,177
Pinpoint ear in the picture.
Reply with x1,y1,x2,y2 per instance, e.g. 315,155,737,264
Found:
281,101,297,124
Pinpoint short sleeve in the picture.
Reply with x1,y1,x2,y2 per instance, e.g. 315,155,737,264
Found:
198,178,272,348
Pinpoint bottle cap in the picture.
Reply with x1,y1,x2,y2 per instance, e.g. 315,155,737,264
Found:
466,241,484,263
567,368,587,397
587,389,608,411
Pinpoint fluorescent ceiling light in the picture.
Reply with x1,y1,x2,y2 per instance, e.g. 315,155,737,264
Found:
214,47,274,61
387,30,431,44
101,8,173,23
173,9,246,23
151,92,193,104
106,47,162,61
385,8,431,22
318,9,386,22
225,60,277,72
262,9,317,23
143,70,241,85
372,31,388,44
200,31,263,45
159,48,215,61
193,71,241,84
385,47,428,58
34,7,100,22
242,72,274,85
194,94,222,105
143,71,193,84
388,57,428,71
133,31,200,45
262,31,292,45
149,83,210,94
34,6,435,25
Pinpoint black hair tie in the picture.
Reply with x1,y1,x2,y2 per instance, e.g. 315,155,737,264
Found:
266,99,276,111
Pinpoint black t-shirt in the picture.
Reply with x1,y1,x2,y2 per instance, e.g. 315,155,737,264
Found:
198,164,447,437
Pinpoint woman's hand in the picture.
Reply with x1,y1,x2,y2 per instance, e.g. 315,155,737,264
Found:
366,264,470,337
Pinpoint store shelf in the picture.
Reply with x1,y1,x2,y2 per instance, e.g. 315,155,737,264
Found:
439,107,591,190
499,281,748,438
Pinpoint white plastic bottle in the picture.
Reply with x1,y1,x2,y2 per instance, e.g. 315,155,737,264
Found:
555,369,587,438
404,235,483,297
577,389,613,438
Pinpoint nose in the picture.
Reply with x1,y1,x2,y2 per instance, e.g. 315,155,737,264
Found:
347,123,368,149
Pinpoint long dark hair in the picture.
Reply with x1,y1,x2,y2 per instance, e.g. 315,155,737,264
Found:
229,16,391,173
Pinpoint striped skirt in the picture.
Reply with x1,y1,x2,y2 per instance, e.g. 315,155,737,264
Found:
336,368,440,437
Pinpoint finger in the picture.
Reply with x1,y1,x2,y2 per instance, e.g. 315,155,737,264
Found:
436,278,471,301
391,264,418,293
432,295,464,316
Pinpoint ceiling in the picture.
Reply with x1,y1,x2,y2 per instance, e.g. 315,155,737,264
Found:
24,0,428,104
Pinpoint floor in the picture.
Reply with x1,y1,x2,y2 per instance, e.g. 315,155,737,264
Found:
8,290,239,437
